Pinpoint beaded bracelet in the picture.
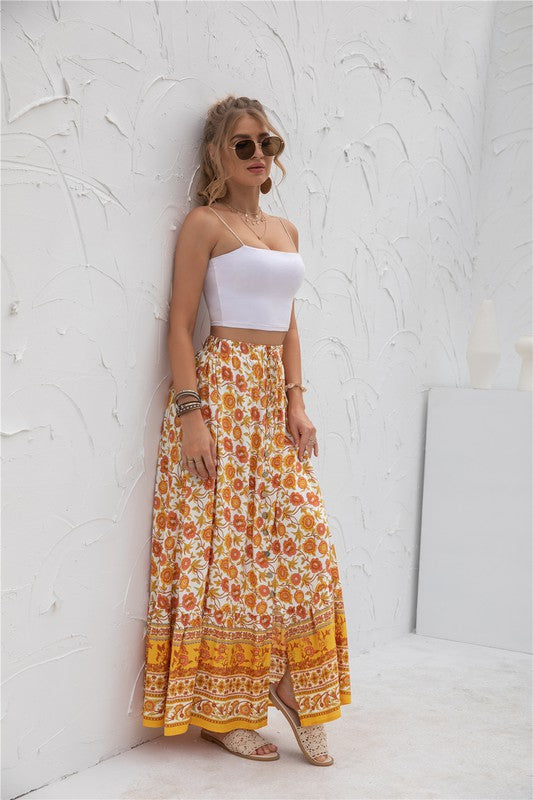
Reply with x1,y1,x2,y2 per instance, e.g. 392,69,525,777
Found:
176,401,202,417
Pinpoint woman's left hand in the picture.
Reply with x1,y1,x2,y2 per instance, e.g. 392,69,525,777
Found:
287,405,319,461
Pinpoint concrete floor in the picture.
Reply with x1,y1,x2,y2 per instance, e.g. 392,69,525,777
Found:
19,633,531,800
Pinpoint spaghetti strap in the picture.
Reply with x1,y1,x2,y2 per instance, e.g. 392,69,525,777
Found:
279,217,296,249
208,206,246,246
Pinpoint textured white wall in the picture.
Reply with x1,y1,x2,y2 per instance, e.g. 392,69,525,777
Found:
2,1,531,796
476,2,532,377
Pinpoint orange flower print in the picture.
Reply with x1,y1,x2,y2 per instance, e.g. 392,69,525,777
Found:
283,539,297,557
301,514,315,532
143,335,351,737
303,539,317,555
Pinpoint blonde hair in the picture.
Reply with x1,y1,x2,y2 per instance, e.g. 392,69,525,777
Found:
196,95,286,206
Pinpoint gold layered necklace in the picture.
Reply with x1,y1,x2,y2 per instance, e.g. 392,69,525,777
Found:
220,201,268,241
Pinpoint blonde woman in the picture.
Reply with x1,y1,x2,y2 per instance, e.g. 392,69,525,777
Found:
142,95,352,766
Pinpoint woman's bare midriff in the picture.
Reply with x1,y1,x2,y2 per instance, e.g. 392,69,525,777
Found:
210,325,287,346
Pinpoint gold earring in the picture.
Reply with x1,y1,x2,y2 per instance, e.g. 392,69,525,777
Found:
260,176,272,194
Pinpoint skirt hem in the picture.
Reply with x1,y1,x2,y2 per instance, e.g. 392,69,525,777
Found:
142,693,352,736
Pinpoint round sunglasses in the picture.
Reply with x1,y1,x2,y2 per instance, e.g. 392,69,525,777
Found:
229,135,284,160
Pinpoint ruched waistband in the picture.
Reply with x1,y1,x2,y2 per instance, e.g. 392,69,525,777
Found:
202,334,283,359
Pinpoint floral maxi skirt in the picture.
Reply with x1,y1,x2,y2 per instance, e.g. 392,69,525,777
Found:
142,334,352,735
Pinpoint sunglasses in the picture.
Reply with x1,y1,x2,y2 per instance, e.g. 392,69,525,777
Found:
229,135,284,160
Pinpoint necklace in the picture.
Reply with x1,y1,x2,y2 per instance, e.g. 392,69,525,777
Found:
221,201,263,221
219,201,268,241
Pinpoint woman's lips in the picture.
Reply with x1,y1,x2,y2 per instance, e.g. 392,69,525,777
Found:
248,165,264,172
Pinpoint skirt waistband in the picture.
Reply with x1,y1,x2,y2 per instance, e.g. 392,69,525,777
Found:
201,334,284,358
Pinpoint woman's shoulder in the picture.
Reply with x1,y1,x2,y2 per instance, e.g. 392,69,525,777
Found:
184,204,216,221
180,205,220,236
274,212,297,227
274,214,299,248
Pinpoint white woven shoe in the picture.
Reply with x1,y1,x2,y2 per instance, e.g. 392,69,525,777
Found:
268,683,334,766
200,728,280,761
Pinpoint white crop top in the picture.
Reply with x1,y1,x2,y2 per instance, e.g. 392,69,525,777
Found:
202,207,305,331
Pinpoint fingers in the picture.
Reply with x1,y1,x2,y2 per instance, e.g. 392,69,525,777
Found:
182,451,217,480
297,431,318,461
183,455,207,480
181,455,202,479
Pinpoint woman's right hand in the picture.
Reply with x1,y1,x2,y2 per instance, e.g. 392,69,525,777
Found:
179,413,217,480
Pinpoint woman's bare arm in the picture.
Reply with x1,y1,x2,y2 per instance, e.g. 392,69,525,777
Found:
167,206,215,427
282,302,305,410
280,221,318,461
281,221,305,411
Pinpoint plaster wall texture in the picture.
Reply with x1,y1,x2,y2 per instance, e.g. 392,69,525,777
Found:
2,1,531,796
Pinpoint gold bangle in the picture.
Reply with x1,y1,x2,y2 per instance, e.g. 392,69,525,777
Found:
285,382,308,393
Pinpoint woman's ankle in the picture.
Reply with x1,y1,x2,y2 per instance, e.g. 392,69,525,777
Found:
275,677,300,711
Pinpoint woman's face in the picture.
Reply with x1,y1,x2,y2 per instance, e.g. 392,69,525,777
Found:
213,113,273,188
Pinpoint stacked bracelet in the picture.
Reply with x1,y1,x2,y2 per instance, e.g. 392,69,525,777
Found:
174,389,202,417
174,384,307,415
285,382,308,393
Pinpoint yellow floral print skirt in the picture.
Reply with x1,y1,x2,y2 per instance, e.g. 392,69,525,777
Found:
142,334,351,735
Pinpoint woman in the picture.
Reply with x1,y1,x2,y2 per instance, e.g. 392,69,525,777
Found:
142,95,351,766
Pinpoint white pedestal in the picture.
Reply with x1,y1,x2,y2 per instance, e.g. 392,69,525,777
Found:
416,387,532,654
